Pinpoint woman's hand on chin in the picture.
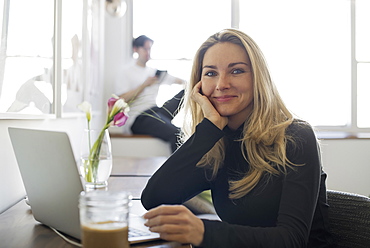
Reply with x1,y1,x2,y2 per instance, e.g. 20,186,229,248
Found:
191,81,228,130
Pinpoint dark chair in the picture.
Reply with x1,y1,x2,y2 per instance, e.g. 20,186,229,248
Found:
327,190,370,247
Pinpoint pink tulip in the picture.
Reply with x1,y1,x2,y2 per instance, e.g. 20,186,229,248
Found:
107,97,118,114
113,112,128,127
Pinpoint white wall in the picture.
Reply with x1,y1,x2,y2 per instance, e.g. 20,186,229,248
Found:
321,139,370,197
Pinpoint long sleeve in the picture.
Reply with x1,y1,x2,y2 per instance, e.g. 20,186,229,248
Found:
141,118,224,209
198,122,331,248
141,120,333,248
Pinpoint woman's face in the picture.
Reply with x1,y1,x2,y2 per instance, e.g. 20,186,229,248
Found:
201,42,254,129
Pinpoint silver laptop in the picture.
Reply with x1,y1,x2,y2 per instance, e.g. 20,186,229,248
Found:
8,127,160,244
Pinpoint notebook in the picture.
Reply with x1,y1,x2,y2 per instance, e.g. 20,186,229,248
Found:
8,127,160,244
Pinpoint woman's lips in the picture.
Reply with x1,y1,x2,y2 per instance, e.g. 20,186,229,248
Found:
214,95,236,102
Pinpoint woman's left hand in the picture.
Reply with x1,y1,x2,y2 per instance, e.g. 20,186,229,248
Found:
191,81,228,130
143,205,205,246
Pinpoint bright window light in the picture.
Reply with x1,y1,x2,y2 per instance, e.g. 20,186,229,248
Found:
239,0,351,127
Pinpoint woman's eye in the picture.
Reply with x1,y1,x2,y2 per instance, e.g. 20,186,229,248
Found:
204,71,217,77
232,68,245,74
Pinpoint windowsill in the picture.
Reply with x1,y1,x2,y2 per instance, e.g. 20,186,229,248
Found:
1,112,369,140
0,111,103,121
316,131,370,140
0,113,56,120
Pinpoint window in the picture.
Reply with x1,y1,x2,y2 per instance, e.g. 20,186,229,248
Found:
132,0,370,134
0,0,54,115
61,0,84,113
0,0,103,118
239,0,352,128
356,0,370,128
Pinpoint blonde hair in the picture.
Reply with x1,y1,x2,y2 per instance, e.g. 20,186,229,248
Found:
181,29,295,199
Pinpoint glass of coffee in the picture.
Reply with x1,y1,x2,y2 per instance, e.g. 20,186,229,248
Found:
79,190,132,248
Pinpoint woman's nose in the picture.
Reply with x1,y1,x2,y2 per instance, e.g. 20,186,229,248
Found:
216,74,231,91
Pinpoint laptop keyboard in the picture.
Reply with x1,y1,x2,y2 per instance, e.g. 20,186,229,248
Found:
129,227,152,238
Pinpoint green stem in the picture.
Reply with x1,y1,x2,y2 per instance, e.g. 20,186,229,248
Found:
86,124,110,183
87,120,91,152
85,121,93,182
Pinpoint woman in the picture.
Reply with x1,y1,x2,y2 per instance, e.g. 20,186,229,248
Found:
141,29,334,247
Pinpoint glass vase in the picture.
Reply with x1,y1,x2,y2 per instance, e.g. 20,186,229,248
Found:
80,129,112,189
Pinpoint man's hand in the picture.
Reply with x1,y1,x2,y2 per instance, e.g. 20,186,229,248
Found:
143,76,159,87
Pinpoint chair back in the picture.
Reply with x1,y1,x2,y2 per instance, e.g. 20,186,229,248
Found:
327,190,370,247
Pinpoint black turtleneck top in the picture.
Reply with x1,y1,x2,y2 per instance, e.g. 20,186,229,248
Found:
141,118,334,247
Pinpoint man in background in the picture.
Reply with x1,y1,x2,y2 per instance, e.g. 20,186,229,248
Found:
115,35,184,153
